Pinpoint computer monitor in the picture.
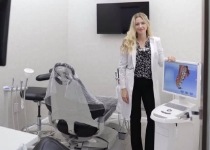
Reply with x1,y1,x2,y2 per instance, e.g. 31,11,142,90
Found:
163,60,200,100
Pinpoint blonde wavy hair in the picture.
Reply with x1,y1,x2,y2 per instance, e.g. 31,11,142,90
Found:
121,12,152,53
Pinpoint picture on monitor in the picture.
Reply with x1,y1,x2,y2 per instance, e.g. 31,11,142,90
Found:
163,61,199,99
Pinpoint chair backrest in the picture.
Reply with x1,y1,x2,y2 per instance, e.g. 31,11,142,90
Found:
45,63,105,131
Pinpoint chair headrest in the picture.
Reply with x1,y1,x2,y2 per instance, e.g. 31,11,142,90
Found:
53,63,75,85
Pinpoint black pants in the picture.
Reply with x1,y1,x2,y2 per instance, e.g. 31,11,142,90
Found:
130,77,155,150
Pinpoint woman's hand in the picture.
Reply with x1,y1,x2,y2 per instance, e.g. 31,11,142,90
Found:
167,56,176,62
121,88,129,104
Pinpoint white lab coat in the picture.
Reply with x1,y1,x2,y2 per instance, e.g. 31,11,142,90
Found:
116,36,164,120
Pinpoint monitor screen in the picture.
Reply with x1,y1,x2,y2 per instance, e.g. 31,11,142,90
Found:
163,60,200,99
97,2,149,34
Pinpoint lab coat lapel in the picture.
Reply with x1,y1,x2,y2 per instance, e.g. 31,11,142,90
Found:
150,37,155,70
131,43,137,69
149,37,161,106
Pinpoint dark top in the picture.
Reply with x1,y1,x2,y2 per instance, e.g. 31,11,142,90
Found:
134,39,152,79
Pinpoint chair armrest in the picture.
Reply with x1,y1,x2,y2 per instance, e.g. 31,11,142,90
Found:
36,73,51,81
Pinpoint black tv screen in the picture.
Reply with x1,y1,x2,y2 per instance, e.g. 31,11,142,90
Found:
97,2,149,34
0,0,11,66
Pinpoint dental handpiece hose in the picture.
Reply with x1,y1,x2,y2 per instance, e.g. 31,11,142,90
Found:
15,85,20,130
11,78,15,129
23,78,28,131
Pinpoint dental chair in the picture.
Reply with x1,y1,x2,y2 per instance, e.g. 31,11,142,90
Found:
44,63,122,150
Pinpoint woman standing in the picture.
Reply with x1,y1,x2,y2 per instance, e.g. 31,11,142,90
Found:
119,12,175,150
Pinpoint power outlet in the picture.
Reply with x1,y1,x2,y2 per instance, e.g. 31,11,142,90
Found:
14,103,19,113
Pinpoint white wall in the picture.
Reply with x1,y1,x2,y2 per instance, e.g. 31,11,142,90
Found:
68,0,202,104
150,0,202,62
0,0,68,127
68,0,123,97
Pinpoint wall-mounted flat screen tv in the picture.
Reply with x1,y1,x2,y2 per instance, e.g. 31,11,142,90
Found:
97,2,149,34
0,0,11,66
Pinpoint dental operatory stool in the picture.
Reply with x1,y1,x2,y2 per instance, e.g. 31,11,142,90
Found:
20,74,54,137
20,87,51,137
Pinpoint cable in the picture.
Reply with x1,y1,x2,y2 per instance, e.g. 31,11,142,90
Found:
23,78,28,132
15,85,20,130
10,78,15,129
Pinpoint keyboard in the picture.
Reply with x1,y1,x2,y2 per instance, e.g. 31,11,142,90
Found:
164,102,187,111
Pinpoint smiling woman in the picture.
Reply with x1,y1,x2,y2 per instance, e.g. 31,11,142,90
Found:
0,0,11,66
118,12,176,150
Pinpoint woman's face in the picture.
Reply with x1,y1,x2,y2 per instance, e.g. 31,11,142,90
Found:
135,17,148,36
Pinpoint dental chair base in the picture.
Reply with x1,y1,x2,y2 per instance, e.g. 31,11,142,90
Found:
59,122,125,150
53,120,126,150
23,115,56,138
82,126,118,150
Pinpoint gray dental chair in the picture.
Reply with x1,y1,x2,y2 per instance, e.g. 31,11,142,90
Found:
44,63,119,149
